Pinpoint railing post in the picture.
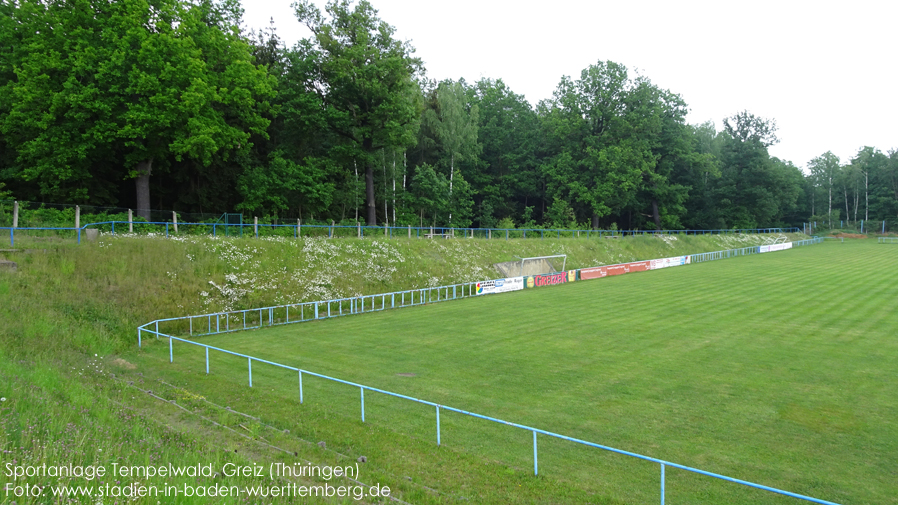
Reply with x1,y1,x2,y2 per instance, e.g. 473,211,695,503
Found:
205,347,209,374
75,205,80,230
128,209,133,233
173,211,178,234
660,463,665,505
360,387,365,422
436,405,441,445
169,337,173,363
533,430,538,476
314,302,319,319
298,370,303,403
12,201,18,228
138,327,142,347
254,216,258,238
248,358,252,387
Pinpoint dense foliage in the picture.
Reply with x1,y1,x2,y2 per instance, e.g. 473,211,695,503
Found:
1,0,895,229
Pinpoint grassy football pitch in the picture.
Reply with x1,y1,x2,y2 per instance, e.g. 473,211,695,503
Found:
168,240,897,504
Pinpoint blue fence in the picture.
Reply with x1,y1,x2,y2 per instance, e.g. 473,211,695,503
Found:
878,237,898,244
1,219,802,246
137,237,834,504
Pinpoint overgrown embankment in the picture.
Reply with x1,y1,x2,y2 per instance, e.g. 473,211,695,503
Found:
0,232,801,355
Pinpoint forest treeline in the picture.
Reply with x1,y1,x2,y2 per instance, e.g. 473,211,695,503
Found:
1,0,896,230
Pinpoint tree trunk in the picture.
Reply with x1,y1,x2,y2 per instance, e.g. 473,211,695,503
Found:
448,153,454,225
865,171,869,221
354,160,359,223
651,198,662,230
366,160,376,226
135,159,153,221
844,187,849,225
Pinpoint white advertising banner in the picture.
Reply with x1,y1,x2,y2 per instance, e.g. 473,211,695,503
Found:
759,242,792,253
649,255,691,270
476,277,524,295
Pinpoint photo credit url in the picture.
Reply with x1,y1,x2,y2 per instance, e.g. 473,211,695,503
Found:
4,462,391,500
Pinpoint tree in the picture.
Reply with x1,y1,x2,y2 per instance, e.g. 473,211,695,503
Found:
0,0,275,219
421,80,481,225
293,0,423,226
808,152,840,225
471,78,539,225
851,146,888,222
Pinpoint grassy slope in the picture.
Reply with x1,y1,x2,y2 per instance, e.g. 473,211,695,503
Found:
0,232,819,504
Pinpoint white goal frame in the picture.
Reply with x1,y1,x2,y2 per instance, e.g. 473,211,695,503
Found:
518,254,567,276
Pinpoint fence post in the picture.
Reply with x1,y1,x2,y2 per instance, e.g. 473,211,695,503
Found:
299,370,303,403
533,430,538,476
169,337,173,362
436,405,441,445
173,211,178,233
254,217,258,238
660,463,665,505
205,347,209,374
127,209,133,233
297,218,301,238
12,201,18,228
488,229,491,239
360,387,365,422
75,205,80,230
248,358,252,387
430,226,433,238
358,222,361,238
408,225,411,239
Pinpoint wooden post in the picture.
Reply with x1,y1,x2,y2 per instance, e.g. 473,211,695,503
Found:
75,205,80,229
330,220,334,238
172,211,178,233
254,216,258,237
488,229,491,240
358,222,361,238
128,209,133,233
12,201,18,228
297,218,301,237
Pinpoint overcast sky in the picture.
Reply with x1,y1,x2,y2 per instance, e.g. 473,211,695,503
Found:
241,0,896,171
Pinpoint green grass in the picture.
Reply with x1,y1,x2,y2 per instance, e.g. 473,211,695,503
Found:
136,240,898,505
7,232,872,504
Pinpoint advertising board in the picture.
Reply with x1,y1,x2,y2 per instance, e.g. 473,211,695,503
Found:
759,242,792,253
579,261,651,280
475,277,525,295
524,270,577,288
649,255,691,270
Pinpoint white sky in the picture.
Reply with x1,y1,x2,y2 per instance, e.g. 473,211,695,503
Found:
241,0,896,170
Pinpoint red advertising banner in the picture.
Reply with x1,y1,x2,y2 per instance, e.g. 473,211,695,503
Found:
524,270,577,288
579,261,650,280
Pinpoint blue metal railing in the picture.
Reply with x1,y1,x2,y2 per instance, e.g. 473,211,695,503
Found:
878,237,898,244
138,237,834,504
1,220,803,246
